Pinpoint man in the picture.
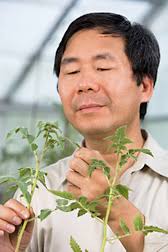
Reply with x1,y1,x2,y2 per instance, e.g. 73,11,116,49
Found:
0,12,168,252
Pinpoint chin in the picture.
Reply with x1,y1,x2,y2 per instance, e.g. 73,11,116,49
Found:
75,124,113,138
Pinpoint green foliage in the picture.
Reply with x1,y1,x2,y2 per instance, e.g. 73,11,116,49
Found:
70,236,83,252
105,126,132,155
119,219,130,235
48,190,76,200
88,159,110,179
115,184,131,200
38,209,53,221
1,123,168,252
134,215,144,231
142,226,168,235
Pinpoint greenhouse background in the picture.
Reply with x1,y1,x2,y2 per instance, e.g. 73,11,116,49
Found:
0,0,168,201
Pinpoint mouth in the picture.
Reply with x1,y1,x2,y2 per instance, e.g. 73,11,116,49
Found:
77,104,105,113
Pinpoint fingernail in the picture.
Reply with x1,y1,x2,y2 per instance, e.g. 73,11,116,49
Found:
6,224,15,233
13,216,21,225
21,210,29,219
0,230,4,236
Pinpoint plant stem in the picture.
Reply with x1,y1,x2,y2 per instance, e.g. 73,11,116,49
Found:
15,152,40,252
100,154,121,252
100,187,113,252
15,219,29,252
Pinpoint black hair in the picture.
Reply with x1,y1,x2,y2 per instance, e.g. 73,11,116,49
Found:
53,12,160,120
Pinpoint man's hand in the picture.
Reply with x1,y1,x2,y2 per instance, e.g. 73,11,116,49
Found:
0,199,34,252
66,147,144,252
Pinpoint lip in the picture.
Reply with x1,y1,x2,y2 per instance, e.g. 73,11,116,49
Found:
77,103,104,112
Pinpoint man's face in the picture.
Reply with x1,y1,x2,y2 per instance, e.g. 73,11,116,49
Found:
58,29,148,138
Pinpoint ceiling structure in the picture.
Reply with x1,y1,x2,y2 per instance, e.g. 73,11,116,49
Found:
0,0,168,117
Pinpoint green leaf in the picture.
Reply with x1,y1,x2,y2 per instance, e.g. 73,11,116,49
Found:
143,225,168,236
56,199,69,206
19,167,31,177
119,219,130,235
69,202,80,211
17,181,31,204
78,196,87,205
31,143,38,151
48,190,75,200
27,134,35,144
37,170,47,187
115,184,131,199
119,154,129,168
18,127,29,138
70,236,83,252
78,209,87,217
139,148,153,157
88,201,98,212
57,205,73,212
103,166,110,179
0,176,17,185
6,129,15,139
38,209,52,221
134,215,144,231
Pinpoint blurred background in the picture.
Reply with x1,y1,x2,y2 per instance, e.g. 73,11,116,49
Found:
0,0,168,202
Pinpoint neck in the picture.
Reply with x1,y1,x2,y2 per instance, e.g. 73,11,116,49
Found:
84,125,144,174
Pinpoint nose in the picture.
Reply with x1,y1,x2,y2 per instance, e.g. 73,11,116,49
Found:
77,73,100,94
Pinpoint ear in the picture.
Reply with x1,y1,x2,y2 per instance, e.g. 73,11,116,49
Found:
139,76,154,103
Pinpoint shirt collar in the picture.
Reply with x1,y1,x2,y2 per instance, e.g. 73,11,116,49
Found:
128,129,168,178
82,129,168,178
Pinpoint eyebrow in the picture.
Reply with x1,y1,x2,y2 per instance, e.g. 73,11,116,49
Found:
61,53,115,66
93,53,115,61
61,57,79,66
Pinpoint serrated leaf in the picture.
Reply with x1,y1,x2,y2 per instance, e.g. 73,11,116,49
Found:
0,176,17,185
48,190,75,200
31,143,38,151
6,129,15,139
7,184,18,193
27,134,35,144
78,209,87,217
88,201,98,212
38,209,52,221
56,199,69,206
18,167,32,178
143,225,168,236
18,127,28,138
120,219,130,235
37,170,47,187
69,202,80,211
57,205,73,212
103,166,110,179
70,236,82,252
134,215,144,231
17,181,31,204
139,148,153,157
78,196,87,205
115,184,131,199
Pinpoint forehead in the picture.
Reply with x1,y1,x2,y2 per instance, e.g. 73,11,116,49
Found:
62,29,125,59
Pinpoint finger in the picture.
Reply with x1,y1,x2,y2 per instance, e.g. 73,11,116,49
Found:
75,147,102,164
69,158,88,177
4,199,30,220
66,170,84,188
0,218,15,234
0,204,22,226
67,183,81,198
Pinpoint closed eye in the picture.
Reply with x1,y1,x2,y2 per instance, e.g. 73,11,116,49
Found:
97,68,112,71
67,70,80,75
